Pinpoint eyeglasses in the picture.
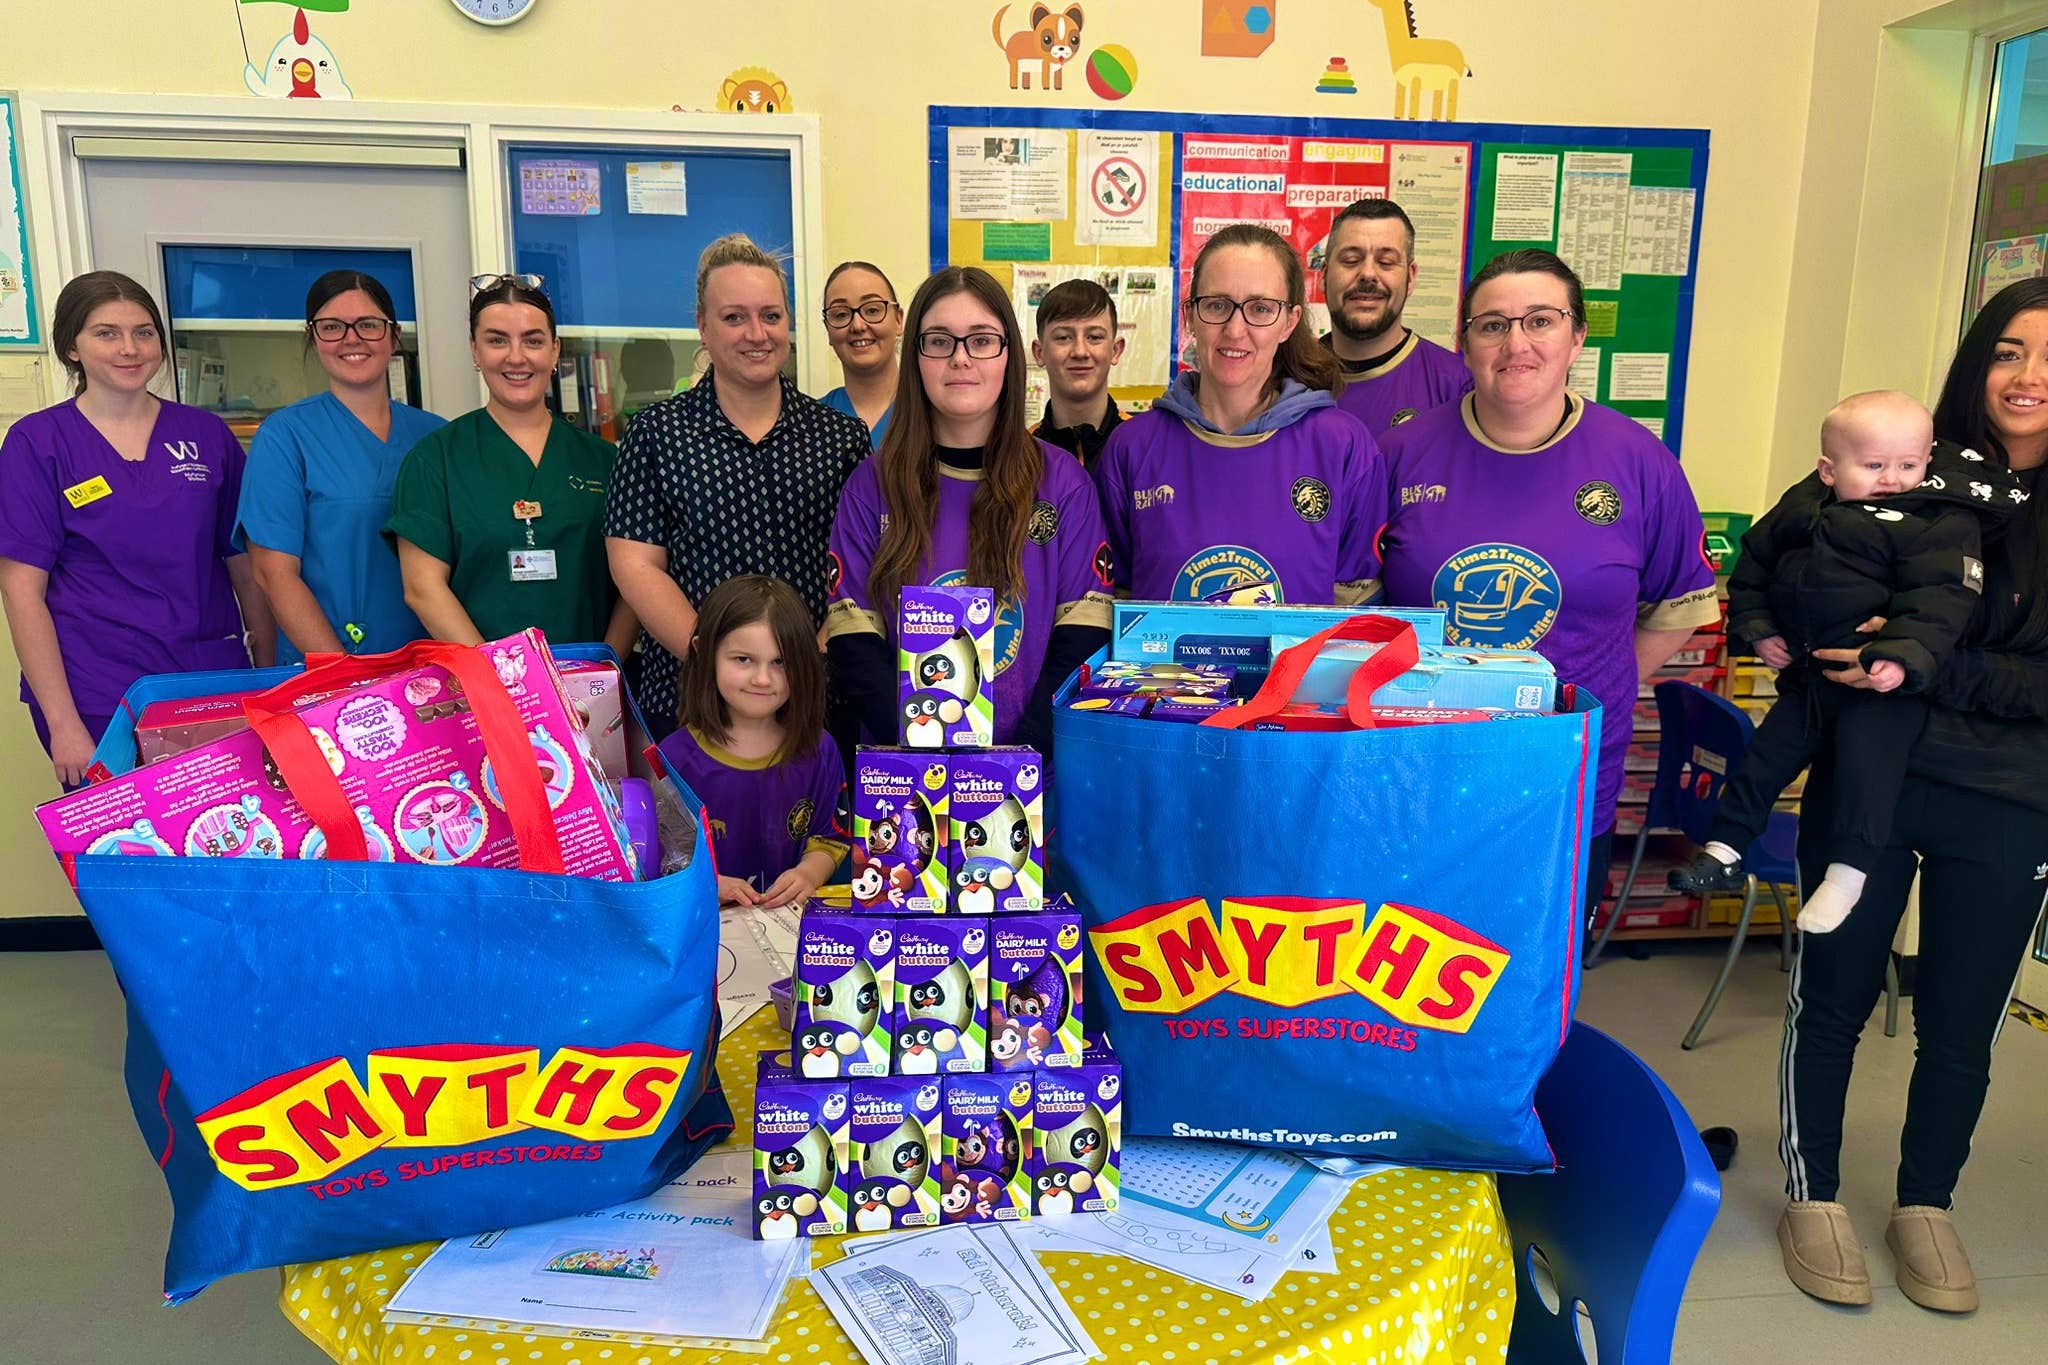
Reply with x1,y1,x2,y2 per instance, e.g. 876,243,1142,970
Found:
310,316,393,342
1188,295,1290,327
824,299,897,329
1463,307,1575,344
917,330,1008,360
469,272,546,295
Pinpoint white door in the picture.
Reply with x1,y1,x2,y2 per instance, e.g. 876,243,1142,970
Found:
78,155,474,415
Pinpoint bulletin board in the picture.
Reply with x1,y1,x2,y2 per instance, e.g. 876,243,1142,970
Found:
930,107,1708,456
506,142,796,333
0,92,41,347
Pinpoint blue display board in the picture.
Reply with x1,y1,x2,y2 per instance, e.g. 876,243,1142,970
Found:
1,92,42,346
504,144,796,331
163,245,419,322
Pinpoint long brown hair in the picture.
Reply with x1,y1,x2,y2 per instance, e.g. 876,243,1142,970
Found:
677,575,826,763
867,266,1042,618
51,271,170,396
1187,224,1337,397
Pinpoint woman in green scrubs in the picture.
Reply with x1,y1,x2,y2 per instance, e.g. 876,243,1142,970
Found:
386,275,636,654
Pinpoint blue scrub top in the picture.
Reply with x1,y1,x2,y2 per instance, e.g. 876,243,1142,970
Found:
820,385,891,449
235,391,446,665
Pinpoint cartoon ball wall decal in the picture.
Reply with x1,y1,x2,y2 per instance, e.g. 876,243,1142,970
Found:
1086,45,1138,100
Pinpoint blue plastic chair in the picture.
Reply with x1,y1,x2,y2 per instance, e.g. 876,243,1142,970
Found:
1585,681,1801,1048
1499,1022,1721,1364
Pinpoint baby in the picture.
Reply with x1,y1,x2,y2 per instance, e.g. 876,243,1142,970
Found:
1670,390,2027,931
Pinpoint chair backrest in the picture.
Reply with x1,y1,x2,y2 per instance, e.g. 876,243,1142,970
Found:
1497,1022,1721,1365
1655,680,1757,846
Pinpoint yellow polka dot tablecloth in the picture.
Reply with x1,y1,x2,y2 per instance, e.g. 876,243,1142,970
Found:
282,1013,1514,1365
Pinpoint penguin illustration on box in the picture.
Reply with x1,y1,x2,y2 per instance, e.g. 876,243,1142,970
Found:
796,1025,845,1078
756,1192,800,1239
850,1180,893,1233
897,1023,941,1074
1034,1169,1075,1217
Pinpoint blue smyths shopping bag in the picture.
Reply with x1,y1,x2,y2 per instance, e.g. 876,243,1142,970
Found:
1052,616,1600,1172
71,642,731,1301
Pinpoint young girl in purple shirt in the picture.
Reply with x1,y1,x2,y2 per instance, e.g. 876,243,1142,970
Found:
0,272,275,787
658,574,847,908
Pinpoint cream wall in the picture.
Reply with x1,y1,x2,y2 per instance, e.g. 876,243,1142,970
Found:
0,1,2020,926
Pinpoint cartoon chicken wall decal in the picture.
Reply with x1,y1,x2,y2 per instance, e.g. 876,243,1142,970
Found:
243,6,355,100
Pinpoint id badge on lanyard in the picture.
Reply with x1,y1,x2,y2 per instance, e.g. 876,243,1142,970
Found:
509,499,558,581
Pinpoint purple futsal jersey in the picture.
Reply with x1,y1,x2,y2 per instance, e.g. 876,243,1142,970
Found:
1333,331,1474,435
1094,404,1389,604
0,400,250,716
658,726,849,894
1378,397,1718,830
825,442,1113,744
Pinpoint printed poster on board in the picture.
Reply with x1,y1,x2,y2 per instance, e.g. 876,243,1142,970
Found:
1176,135,1472,348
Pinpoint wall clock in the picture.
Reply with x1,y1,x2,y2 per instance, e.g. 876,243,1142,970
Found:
448,0,539,26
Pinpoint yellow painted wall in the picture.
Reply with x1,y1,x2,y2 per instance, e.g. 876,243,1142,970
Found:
0,0,2015,920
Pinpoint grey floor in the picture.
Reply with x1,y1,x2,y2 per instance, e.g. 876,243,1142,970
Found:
2,942,2042,1364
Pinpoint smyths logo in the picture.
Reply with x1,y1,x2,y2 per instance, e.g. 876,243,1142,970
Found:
194,1041,692,1190
1090,896,1509,1034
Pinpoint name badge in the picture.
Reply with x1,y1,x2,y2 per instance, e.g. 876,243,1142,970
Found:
509,549,559,582
63,475,113,509
513,499,543,520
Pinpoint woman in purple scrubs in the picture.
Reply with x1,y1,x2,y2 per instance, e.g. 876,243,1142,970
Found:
0,271,274,786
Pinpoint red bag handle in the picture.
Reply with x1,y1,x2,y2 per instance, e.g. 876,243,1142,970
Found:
242,639,568,874
1202,614,1422,731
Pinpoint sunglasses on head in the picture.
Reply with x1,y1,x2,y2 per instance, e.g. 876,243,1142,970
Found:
469,272,546,296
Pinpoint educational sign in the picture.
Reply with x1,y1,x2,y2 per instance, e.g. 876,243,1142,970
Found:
1176,134,1470,345
519,159,601,217
1076,130,1159,246
0,94,39,346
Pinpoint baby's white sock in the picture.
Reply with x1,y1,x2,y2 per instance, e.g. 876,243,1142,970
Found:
1797,864,1866,934
1703,840,1741,867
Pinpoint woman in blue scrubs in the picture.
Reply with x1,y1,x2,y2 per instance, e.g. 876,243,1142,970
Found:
236,269,445,663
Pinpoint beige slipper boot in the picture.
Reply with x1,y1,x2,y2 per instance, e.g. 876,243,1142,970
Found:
1778,1201,1872,1305
1886,1205,1979,1313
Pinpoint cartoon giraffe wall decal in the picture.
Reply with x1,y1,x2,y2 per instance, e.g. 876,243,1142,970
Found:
1367,0,1470,121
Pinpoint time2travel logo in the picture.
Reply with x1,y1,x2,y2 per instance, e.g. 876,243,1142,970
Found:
1175,545,1281,605
1432,543,1561,649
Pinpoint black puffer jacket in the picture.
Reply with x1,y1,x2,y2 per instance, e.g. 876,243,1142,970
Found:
1727,441,2030,690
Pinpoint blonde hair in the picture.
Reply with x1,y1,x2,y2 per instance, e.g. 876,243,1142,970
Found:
695,233,790,325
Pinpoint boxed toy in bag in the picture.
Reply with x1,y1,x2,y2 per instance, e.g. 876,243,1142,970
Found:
988,909,1084,1070
893,916,990,1073
947,747,1044,913
1275,635,1558,714
753,1052,848,1239
792,911,896,1077
898,586,995,748
1112,601,1449,668
37,631,637,881
851,748,948,912
847,1074,944,1232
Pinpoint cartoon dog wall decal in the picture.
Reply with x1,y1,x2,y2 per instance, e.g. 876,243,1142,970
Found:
993,4,1084,91
720,66,791,114
243,6,353,100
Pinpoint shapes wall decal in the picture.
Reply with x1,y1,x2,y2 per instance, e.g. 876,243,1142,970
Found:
1086,44,1139,101
1315,55,1357,96
1367,0,1470,121
993,3,1085,92
719,66,791,114
1201,1,1276,59
239,3,354,100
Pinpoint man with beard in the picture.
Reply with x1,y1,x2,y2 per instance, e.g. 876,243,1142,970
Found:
1321,198,1472,433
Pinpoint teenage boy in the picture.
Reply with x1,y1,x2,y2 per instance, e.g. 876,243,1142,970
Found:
1032,279,1126,470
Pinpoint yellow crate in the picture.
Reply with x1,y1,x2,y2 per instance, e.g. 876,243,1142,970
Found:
1704,888,1793,925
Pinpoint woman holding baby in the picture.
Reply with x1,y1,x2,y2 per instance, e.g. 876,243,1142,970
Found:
1771,277,2048,1314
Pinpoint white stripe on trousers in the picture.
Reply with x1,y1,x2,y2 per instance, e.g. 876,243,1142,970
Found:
1779,921,1809,1201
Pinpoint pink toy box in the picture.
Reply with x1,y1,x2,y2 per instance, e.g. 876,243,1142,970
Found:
38,631,637,882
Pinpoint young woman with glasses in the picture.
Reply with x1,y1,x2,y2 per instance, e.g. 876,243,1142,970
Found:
825,266,1113,755
1093,223,1388,605
386,274,637,656
817,260,902,447
1377,248,1717,911
235,269,446,663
